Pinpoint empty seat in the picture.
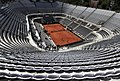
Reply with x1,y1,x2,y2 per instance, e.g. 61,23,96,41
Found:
47,74,59,80
33,74,46,80
60,74,72,80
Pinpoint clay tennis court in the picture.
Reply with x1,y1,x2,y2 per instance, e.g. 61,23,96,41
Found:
44,24,65,33
44,24,81,46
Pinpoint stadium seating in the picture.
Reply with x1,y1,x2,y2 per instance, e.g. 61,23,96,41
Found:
74,25,92,37
62,3,76,15
60,17,72,26
85,9,115,25
79,7,96,19
97,30,110,38
67,21,79,30
103,13,120,33
0,0,120,81
71,6,87,17
86,33,97,41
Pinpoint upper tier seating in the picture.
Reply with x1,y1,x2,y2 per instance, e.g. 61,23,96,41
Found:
71,6,87,17
103,13,120,31
85,9,115,25
79,7,96,19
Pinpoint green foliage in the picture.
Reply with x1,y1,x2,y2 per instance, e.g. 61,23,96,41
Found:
58,0,120,12
112,0,120,12
98,0,110,9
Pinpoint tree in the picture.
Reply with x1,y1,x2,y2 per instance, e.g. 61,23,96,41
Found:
98,0,110,9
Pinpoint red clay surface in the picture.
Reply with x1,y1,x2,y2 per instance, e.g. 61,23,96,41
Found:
44,24,81,46
44,24,65,33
